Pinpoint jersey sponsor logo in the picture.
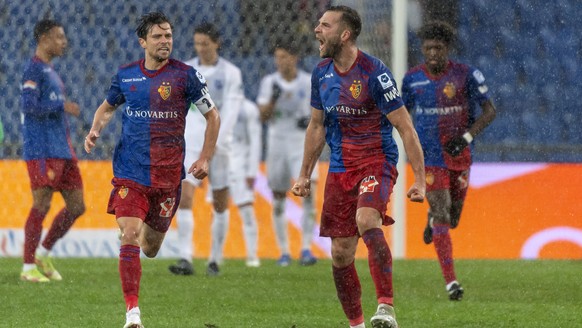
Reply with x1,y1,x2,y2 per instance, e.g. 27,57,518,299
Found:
318,72,334,82
22,80,37,90
121,77,146,82
383,88,400,102
377,73,393,89
196,71,206,84
125,107,179,119
325,105,368,115
359,176,379,194
415,105,463,115
349,80,362,99
443,82,456,99
159,197,176,218
157,81,171,100
118,186,128,199
473,70,485,83
410,80,430,88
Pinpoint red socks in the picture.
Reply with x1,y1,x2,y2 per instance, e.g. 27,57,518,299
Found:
332,262,363,325
42,209,78,250
23,208,46,263
362,228,393,305
119,245,141,311
432,224,456,283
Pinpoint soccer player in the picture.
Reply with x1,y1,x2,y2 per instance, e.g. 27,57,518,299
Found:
228,98,262,267
257,43,319,266
84,12,220,328
19,19,86,283
401,21,496,301
292,6,426,328
168,22,243,276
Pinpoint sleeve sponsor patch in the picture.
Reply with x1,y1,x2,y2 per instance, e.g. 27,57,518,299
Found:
196,71,206,84
377,73,394,89
473,70,485,84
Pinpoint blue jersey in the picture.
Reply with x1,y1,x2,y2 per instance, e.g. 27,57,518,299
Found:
310,51,404,172
402,60,491,170
20,56,75,160
106,59,208,188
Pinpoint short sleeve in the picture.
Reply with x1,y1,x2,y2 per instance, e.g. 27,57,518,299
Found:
466,67,491,105
310,68,322,110
106,73,125,106
369,64,404,116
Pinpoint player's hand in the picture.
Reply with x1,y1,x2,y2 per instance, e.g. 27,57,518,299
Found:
291,177,311,197
84,130,100,153
407,182,425,203
271,83,282,103
444,136,469,157
245,177,256,190
64,101,81,117
189,158,209,180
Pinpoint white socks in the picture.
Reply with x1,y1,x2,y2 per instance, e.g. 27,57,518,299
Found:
272,198,289,255
209,209,229,264
301,195,316,250
176,208,194,261
239,205,258,261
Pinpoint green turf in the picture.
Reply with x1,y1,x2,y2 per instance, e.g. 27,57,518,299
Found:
1,258,580,327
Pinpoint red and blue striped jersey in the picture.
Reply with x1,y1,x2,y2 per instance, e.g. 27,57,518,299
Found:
20,56,76,160
106,58,208,188
402,60,491,170
311,50,404,172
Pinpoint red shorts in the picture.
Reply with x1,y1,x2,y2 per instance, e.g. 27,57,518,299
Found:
320,162,398,238
26,158,83,191
425,166,470,201
107,178,181,233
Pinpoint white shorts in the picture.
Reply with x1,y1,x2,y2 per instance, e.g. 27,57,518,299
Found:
266,132,318,192
183,150,230,190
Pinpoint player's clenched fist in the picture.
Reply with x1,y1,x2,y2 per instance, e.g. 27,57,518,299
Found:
291,177,311,197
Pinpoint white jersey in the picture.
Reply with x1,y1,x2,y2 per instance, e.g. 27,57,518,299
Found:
256,70,311,138
184,56,244,155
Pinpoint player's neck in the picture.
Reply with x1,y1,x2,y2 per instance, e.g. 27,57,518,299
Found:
333,45,358,73
199,54,219,66
144,57,168,70
35,48,54,64
280,68,297,81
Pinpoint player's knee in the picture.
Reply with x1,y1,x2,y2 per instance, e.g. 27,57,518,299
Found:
69,201,86,218
142,245,160,258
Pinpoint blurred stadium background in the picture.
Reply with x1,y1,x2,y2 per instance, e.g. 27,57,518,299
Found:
0,0,581,260
1,0,581,161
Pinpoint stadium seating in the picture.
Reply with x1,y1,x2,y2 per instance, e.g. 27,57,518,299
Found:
0,0,580,162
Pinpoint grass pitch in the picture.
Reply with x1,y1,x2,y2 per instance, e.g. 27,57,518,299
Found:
0,258,580,327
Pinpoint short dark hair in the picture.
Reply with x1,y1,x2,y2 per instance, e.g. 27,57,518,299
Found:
417,21,456,46
194,22,221,43
135,12,173,40
274,41,299,56
328,5,362,40
33,19,63,43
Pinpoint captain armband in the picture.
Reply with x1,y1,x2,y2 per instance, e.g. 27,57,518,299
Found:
194,93,216,115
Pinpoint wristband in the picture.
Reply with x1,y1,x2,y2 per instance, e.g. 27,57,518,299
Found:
462,132,473,143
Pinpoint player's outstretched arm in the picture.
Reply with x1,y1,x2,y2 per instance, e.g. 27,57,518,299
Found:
292,108,325,198
84,100,116,154
190,107,220,180
387,106,426,203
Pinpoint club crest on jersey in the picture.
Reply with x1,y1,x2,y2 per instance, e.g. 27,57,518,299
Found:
443,82,456,99
157,82,171,100
118,187,128,199
349,80,362,99
159,197,176,218
359,176,379,194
